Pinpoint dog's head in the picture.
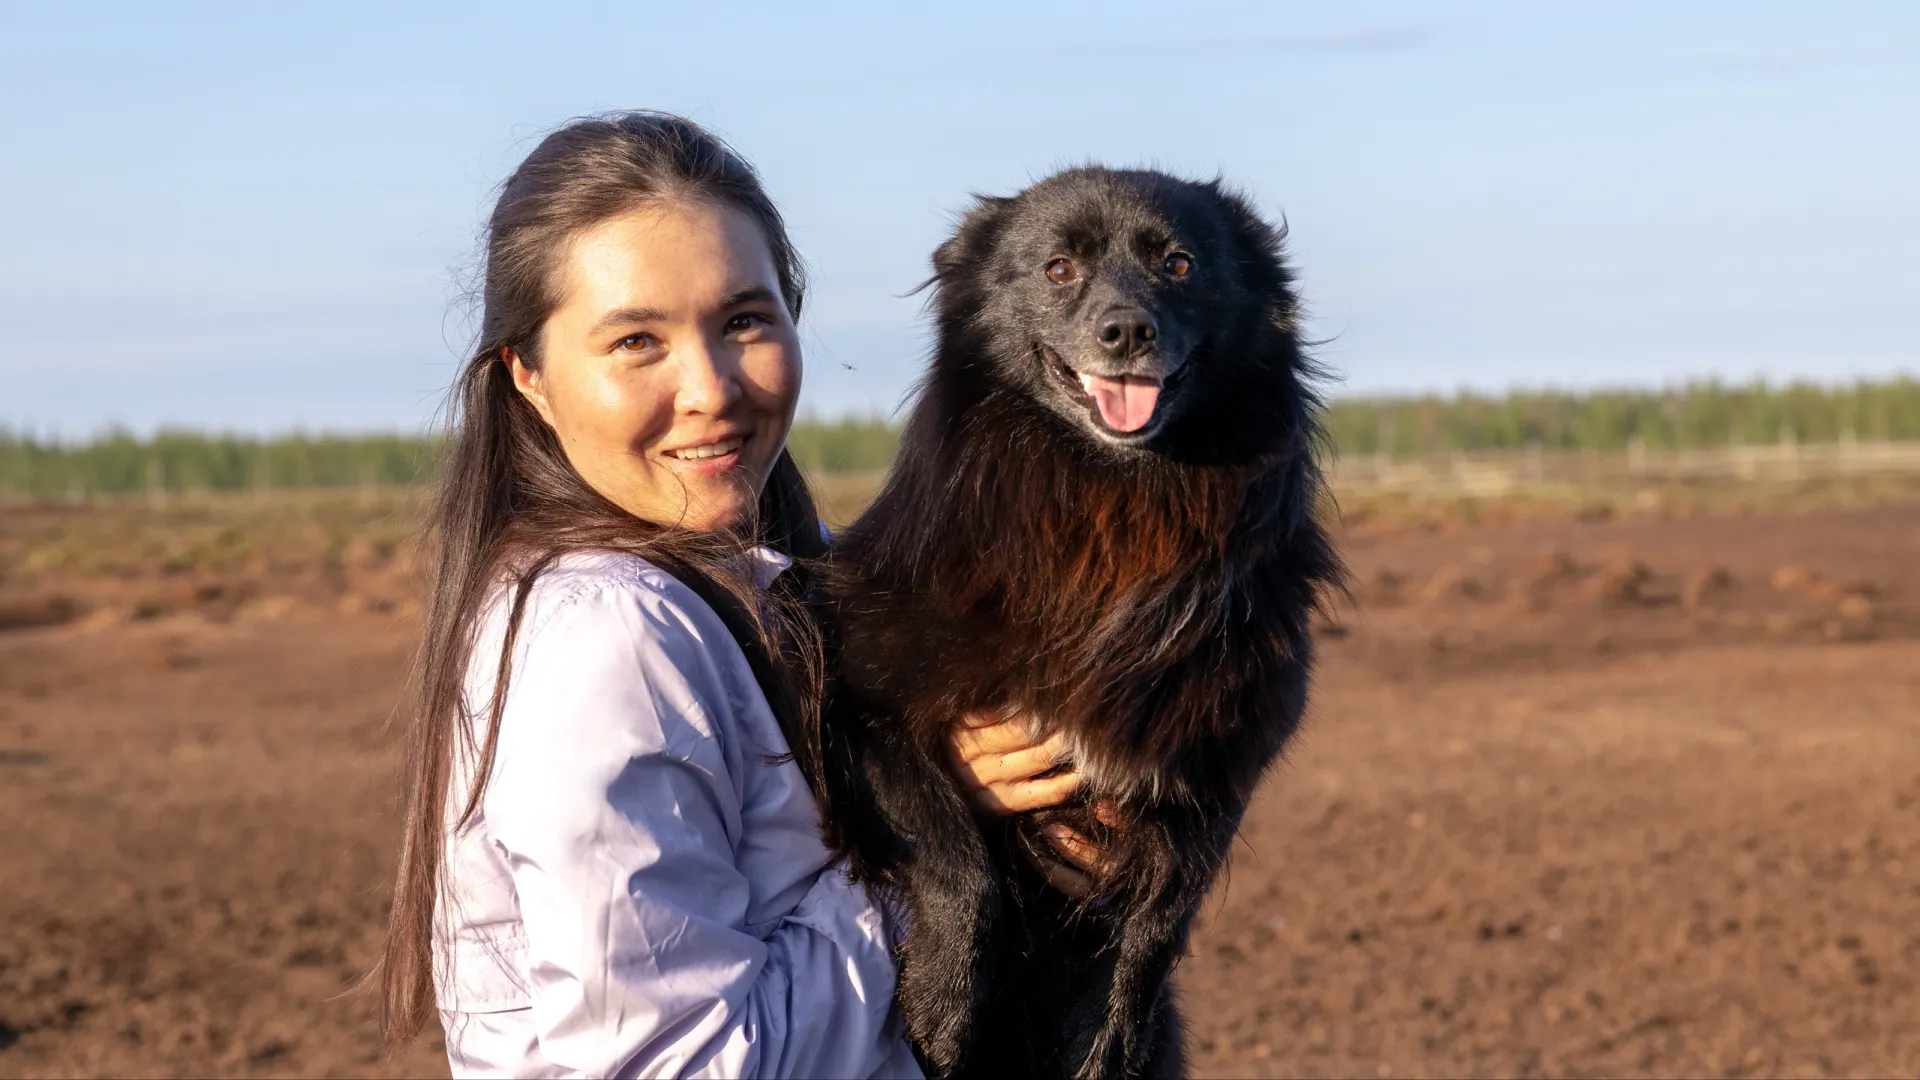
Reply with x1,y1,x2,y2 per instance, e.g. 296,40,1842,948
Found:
929,167,1304,457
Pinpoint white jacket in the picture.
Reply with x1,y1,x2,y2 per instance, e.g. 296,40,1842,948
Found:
433,549,920,1078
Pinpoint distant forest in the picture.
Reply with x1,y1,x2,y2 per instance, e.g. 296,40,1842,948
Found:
1324,378,1920,456
4,379,1916,498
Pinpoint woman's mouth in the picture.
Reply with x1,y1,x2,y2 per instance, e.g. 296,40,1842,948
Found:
666,436,744,462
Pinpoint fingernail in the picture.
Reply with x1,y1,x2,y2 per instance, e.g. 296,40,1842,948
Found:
1042,823,1071,840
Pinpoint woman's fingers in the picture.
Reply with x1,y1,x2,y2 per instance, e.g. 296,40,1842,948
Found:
1041,823,1102,873
1029,848,1097,899
947,715,1084,817
950,711,1045,762
958,708,1013,729
1023,824,1105,899
966,765,1085,816
961,732,1070,788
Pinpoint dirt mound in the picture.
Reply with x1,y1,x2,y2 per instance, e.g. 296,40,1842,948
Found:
0,594,84,632
1771,563,1880,603
1418,565,1484,604
1772,563,1826,594
1506,551,1582,611
1361,568,1409,607
1580,556,1654,606
1682,565,1736,609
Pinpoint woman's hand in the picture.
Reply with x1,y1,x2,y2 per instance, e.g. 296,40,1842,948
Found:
944,711,1119,898
945,709,1081,815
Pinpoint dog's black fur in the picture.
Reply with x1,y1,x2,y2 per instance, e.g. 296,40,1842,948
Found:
812,167,1342,1079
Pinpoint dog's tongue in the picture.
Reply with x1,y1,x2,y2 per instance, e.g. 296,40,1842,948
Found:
1077,372,1162,432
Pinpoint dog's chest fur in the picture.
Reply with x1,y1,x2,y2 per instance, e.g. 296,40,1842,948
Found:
832,393,1319,805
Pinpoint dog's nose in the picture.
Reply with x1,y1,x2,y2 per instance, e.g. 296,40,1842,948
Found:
1096,307,1158,357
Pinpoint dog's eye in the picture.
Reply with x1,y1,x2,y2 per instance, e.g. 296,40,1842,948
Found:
1164,253,1194,278
1045,259,1079,285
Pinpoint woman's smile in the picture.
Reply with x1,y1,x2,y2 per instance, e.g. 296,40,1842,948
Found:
661,430,748,468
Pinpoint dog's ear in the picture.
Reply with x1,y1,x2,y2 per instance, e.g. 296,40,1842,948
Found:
1200,182,1299,331
931,195,1014,280
929,236,967,281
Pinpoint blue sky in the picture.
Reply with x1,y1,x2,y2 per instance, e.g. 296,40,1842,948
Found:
3,1,1916,435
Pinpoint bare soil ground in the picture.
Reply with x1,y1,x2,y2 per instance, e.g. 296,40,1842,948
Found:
0,497,1915,1078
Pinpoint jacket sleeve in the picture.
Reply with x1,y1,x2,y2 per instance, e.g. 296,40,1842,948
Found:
478,580,916,1079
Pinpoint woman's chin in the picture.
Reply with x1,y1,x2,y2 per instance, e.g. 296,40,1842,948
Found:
686,503,754,535
633,485,755,534
607,456,769,534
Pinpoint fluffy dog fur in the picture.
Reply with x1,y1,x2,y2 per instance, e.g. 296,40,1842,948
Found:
813,167,1342,1078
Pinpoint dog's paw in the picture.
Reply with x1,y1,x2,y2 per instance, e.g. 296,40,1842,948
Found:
899,963,979,1076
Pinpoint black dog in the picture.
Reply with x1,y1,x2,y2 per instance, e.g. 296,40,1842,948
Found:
813,167,1341,1079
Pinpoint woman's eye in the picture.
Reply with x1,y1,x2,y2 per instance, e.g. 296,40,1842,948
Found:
1163,252,1194,278
726,312,770,335
615,333,656,352
1045,259,1078,285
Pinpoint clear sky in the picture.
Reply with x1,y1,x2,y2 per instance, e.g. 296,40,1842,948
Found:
3,0,1916,435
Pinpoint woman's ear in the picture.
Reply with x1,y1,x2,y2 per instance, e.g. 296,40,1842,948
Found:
504,348,557,427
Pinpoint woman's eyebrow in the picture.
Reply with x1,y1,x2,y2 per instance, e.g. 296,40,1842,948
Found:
588,306,670,336
720,286,778,309
588,287,776,337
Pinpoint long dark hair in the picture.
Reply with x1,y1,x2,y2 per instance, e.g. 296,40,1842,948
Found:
376,112,827,1044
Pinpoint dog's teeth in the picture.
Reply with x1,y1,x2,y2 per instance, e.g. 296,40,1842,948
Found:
1077,372,1098,393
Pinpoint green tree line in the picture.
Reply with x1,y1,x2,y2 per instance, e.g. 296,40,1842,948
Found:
1323,378,1920,456
3,379,1916,497
0,430,440,500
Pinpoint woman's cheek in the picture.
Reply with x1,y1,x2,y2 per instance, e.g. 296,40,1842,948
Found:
600,366,675,452
755,338,803,419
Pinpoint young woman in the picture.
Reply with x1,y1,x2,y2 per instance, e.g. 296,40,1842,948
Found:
376,113,1102,1077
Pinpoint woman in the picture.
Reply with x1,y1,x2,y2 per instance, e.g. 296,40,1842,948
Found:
376,112,1100,1077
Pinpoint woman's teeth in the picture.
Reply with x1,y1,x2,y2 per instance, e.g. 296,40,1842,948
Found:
667,437,743,461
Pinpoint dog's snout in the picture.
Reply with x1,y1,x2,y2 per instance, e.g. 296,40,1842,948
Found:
1096,307,1157,357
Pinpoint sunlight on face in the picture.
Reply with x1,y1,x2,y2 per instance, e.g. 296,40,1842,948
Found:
510,201,802,533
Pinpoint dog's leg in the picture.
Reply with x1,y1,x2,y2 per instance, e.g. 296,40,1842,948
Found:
858,728,1001,1077
1136,980,1187,1080
1077,897,1193,1079
1076,806,1239,1080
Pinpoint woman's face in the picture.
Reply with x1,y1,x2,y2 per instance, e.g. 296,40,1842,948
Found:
510,201,802,533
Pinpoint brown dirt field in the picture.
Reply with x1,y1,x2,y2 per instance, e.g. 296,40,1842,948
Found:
1,499,1916,1078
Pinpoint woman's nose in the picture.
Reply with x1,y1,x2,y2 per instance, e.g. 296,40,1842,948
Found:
674,335,744,415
